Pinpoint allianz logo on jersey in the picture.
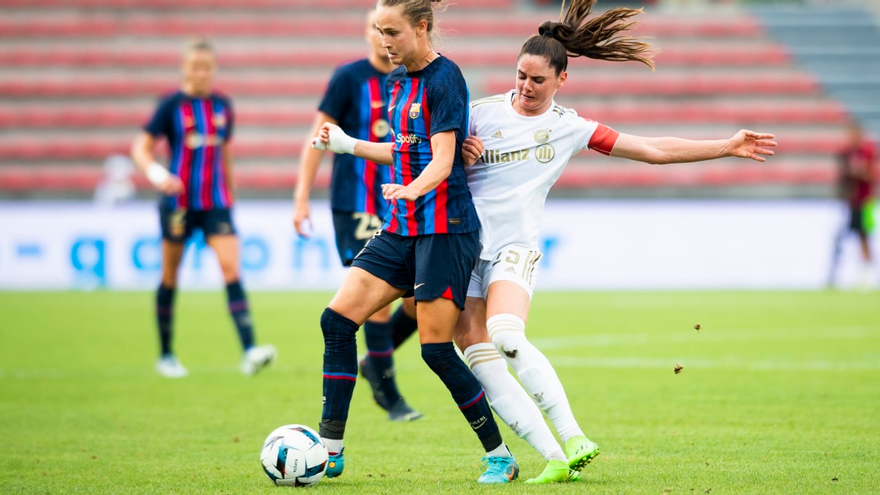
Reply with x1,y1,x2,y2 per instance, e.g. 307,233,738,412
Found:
482,144,556,164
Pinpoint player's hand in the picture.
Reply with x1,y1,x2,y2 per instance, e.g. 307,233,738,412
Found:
157,175,184,195
311,123,356,155
726,130,777,162
462,136,484,167
293,199,312,238
382,183,421,202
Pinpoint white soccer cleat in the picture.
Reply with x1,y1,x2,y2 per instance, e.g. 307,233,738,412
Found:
241,344,277,375
156,355,188,378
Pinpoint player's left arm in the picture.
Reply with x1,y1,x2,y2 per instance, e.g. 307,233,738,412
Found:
382,130,455,201
611,129,777,165
222,143,235,197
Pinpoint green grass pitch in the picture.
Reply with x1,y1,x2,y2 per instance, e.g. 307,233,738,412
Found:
1,291,878,494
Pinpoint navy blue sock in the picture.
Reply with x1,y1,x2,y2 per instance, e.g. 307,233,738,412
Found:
363,320,402,405
319,308,359,440
156,284,175,356
225,280,255,350
390,305,418,350
421,342,503,452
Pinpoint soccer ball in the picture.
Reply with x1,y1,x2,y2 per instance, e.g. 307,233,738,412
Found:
260,424,328,487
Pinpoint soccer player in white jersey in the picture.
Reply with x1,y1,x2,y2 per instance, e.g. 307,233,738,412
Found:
452,0,777,484
314,0,776,483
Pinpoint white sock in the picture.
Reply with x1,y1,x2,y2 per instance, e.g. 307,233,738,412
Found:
464,343,565,462
485,444,513,459
487,314,585,443
323,438,343,455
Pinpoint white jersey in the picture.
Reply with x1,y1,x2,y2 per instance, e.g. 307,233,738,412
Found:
467,90,619,260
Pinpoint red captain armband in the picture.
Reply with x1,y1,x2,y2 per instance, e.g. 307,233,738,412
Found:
588,123,619,156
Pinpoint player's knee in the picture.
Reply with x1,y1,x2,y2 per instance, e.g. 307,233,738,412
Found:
487,314,526,359
320,307,358,347
421,342,456,374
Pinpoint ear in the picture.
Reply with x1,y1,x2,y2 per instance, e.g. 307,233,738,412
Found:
417,19,428,36
557,70,567,89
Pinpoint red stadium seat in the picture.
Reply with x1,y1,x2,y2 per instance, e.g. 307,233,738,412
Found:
486,74,820,96
0,14,762,39
0,45,791,68
0,134,847,161
0,101,846,130
0,162,834,192
0,0,512,9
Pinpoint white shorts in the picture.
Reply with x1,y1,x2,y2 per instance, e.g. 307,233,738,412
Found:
466,245,543,300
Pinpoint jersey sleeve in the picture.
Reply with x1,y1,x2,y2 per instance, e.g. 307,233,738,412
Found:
224,96,235,143
573,118,619,156
318,66,352,122
426,66,469,137
143,97,173,138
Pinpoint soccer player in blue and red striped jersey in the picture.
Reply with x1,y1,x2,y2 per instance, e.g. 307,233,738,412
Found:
294,8,422,423
131,37,276,379
311,0,518,484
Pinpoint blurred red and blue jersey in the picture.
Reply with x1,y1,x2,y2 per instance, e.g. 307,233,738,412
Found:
384,55,479,236
319,59,392,217
144,90,233,211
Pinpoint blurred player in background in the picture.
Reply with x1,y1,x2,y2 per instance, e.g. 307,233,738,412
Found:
828,120,877,289
312,0,520,484
131,37,276,378
294,7,421,422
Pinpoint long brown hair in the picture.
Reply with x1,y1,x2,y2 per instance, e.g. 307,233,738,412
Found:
520,0,656,75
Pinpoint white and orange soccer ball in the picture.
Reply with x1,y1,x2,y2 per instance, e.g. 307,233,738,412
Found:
260,424,328,487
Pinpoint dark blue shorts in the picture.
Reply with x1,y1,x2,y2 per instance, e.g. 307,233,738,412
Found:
848,206,867,235
351,229,479,310
159,206,236,243
332,211,383,266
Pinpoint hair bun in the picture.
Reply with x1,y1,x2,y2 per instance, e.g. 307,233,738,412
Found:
538,22,561,39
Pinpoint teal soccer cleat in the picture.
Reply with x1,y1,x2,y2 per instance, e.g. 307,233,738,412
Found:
477,455,519,483
325,449,344,478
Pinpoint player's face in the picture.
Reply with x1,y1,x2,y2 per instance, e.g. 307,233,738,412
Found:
374,4,423,68
365,10,386,60
514,54,567,116
182,49,215,96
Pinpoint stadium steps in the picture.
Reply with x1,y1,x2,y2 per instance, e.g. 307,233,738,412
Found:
0,2,852,197
752,5,880,137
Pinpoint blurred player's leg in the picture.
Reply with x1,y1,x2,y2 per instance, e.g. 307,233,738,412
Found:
208,234,276,374
156,240,187,378
361,304,423,421
390,297,418,349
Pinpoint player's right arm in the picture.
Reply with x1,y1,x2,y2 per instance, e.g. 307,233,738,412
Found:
130,131,183,195
294,112,338,238
312,123,394,166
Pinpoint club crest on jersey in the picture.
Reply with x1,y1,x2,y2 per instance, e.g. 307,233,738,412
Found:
409,103,421,120
212,113,226,128
534,129,550,144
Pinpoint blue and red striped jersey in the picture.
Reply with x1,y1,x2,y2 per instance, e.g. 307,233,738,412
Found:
144,90,234,211
383,56,479,236
319,59,392,217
